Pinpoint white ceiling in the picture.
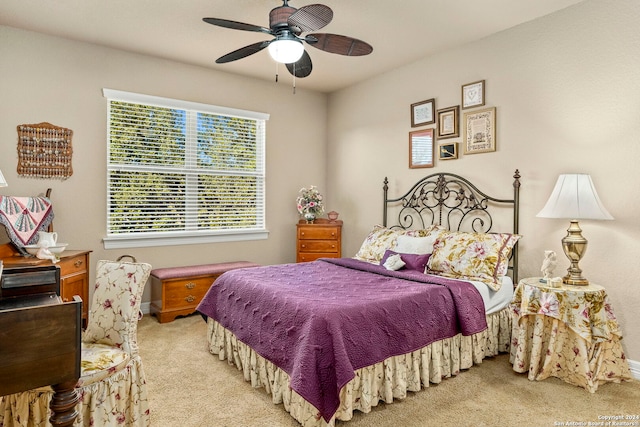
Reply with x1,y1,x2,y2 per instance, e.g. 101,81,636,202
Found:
0,0,585,93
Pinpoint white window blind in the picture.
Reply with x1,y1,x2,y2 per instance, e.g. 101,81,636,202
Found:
102,89,269,249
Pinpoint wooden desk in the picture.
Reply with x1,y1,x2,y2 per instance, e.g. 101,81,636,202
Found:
1,247,91,323
0,293,82,426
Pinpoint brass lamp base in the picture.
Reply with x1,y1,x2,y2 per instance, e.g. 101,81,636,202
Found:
561,220,589,286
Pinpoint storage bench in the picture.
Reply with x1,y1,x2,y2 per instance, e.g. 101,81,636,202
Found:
150,261,259,323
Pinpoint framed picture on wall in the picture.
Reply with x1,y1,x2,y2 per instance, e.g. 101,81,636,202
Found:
461,80,485,109
409,128,434,168
436,105,459,139
410,98,435,127
439,142,458,160
463,107,496,154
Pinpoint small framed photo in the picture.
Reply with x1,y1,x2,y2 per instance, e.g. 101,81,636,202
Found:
463,107,496,154
462,80,485,109
439,143,458,160
410,98,435,127
409,128,434,169
436,105,459,139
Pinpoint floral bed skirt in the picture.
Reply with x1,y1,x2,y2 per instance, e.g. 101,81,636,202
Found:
206,307,511,427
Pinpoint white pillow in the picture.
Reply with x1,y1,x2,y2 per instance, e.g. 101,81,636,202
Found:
395,234,438,255
383,254,406,271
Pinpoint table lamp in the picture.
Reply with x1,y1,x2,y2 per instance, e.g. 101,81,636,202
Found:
0,169,7,187
536,174,613,285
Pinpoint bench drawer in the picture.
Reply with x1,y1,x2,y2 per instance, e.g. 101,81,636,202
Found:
162,275,219,310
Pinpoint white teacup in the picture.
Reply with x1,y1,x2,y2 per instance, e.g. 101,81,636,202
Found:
37,231,58,247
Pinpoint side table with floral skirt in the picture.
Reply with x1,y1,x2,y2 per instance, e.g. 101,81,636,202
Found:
510,277,631,391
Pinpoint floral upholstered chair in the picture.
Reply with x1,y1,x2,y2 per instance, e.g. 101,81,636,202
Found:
0,258,152,427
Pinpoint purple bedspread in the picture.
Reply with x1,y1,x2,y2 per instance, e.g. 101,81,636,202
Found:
197,258,487,422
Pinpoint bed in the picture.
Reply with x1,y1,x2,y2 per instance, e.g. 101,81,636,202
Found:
197,170,522,427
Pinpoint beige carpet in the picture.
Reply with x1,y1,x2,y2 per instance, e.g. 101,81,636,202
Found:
138,314,639,427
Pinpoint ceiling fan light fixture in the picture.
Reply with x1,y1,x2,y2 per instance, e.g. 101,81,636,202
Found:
268,38,304,64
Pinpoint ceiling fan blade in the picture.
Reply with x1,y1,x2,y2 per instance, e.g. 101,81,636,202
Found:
203,17,272,35
306,33,373,56
285,50,313,78
288,4,333,33
215,40,272,64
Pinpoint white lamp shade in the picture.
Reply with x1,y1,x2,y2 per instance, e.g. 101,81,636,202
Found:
268,39,304,64
537,174,613,220
0,169,7,187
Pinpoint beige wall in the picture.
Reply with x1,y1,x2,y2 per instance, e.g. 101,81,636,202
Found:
0,25,328,302
327,0,640,361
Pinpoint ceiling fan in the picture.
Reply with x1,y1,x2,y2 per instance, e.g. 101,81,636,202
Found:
203,0,373,78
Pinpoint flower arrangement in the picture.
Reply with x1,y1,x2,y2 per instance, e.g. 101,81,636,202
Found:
296,185,324,218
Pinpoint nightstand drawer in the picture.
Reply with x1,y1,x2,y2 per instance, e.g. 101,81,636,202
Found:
297,252,336,262
298,240,338,253
298,227,339,240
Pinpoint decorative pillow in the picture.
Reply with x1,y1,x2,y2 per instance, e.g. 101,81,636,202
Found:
380,249,431,273
395,233,439,254
427,231,521,290
404,225,447,239
354,225,404,264
383,254,405,271
379,248,395,265
354,224,445,264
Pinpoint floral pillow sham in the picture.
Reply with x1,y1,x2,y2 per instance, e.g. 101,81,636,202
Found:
353,224,445,264
427,231,521,290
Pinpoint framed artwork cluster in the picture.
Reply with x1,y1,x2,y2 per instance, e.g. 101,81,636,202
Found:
408,78,496,167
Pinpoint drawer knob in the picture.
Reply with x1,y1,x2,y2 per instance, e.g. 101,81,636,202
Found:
301,232,305,236
185,295,195,303
74,260,83,268
185,282,196,289
301,244,306,248
331,232,335,237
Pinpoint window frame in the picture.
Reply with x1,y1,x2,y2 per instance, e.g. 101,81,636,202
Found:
102,88,270,249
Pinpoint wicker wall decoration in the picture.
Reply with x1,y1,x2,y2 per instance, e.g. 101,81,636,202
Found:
17,122,73,180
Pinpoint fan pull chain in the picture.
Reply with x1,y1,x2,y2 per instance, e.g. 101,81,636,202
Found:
275,62,279,83
293,63,296,94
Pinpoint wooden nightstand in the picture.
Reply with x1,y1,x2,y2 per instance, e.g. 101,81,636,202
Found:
510,277,631,391
296,218,342,263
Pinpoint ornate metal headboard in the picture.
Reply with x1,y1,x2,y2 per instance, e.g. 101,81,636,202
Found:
383,169,521,281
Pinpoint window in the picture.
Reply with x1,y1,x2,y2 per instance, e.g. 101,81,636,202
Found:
102,89,269,249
